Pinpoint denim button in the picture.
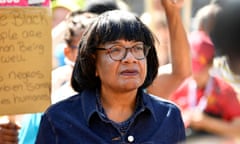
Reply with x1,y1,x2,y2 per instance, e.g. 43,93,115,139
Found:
127,135,134,143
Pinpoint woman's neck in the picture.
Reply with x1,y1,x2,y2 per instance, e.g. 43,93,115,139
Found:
100,87,137,123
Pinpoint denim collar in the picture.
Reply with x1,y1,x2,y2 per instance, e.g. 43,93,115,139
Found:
81,88,157,126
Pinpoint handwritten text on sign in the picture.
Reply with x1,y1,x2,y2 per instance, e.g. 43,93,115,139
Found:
0,7,52,115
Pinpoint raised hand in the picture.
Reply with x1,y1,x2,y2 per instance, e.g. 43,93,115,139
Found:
161,0,184,11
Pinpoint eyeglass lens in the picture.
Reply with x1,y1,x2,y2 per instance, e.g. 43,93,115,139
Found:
108,44,150,61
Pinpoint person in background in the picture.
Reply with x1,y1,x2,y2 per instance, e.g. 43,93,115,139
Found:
52,0,86,68
84,0,119,14
17,113,42,144
36,1,186,143
210,0,240,101
170,29,240,140
191,3,221,35
172,3,240,141
84,0,130,14
51,0,86,28
51,10,97,104
146,0,191,99
140,0,171,66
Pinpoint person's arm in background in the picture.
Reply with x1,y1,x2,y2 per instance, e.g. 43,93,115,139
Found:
147,0,191,99
187,85,240,139
189,111,240,138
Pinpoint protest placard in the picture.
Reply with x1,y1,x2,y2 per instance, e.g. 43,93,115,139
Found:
0,0,49,7
0,7,52,115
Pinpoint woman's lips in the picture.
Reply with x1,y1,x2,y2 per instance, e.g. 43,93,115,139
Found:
120,69,139,76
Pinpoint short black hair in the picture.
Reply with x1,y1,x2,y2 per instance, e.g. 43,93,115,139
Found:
71,10,159,93
210,0,240,58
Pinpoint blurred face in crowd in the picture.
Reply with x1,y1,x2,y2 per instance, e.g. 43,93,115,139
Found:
192,63,212,88
64,11,96,63
64,31,84,62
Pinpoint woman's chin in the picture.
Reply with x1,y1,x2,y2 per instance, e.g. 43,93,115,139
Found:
119,81,143,91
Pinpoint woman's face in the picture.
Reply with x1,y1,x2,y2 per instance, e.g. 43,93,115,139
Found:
95,40,147,92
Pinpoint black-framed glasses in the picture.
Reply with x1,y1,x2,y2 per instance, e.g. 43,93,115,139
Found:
96,44,151,61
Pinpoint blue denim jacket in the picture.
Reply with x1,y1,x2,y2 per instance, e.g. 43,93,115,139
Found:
36,89,186,144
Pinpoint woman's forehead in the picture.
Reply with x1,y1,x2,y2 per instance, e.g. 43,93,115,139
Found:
103,40,143,45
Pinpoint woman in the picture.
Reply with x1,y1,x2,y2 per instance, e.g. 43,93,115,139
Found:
36,1,186,143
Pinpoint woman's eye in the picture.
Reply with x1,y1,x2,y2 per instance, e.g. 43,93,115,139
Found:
134,45,144,51
110,46,122,53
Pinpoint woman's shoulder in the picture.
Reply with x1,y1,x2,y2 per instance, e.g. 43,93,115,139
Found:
43,93,83,118
45,90,96,117
145,93,183,123
147,93,181,111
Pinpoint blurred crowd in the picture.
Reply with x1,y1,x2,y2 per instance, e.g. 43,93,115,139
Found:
1,0,240,143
